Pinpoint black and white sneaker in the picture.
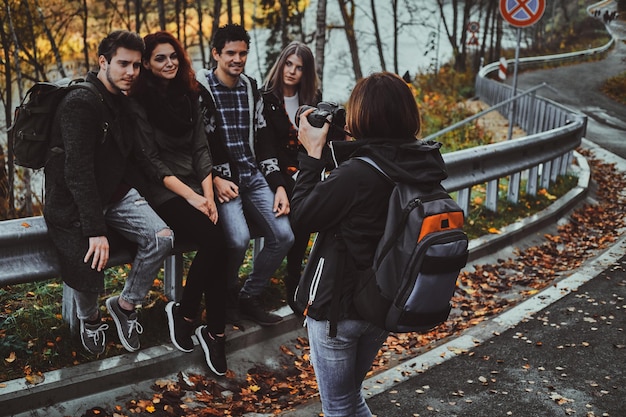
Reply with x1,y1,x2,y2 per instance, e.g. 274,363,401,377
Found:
80,319,109,355
106,296,143,352
195,325,227,376
165,301,195,352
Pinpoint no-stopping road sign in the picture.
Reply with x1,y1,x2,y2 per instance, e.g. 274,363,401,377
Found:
500,0,545,28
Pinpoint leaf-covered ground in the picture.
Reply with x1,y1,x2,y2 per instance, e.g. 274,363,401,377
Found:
67,148,626,417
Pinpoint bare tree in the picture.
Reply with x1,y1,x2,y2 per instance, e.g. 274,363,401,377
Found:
135,0,142,32
1,3,13,218
227,0,233,24
239,0,245,27
370,0,386,71
157,0,166,30
181,0,188,49
34,0,67,78
205,0,222,69
436,0,479,71
3,0,18,217
279,0,289,47
392,0,398,73
337,0,362,81
82,0,90,71
195,0,207,67
314,0,327,89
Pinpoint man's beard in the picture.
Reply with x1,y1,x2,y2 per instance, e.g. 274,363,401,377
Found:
106,67,127,94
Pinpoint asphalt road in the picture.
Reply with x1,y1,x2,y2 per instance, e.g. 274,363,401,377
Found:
366,251,626,417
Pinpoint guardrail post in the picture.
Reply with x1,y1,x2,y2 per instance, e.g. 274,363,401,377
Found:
163,254,182,302
456,188,471,216
62,284,79,333
541,161,552,189
486,179,499,212
527,166,539,196
507,172,521,204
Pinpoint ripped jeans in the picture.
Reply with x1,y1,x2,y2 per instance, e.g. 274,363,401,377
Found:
74,188,173,320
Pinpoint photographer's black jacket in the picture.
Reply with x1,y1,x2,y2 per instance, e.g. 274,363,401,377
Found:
290,138,448,322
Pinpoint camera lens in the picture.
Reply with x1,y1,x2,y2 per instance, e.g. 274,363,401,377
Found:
295,105,316,128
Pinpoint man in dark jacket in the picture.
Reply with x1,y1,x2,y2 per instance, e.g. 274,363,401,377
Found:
44,30,173,355
196,24,294,327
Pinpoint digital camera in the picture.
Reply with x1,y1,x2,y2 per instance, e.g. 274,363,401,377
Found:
295,101,347,142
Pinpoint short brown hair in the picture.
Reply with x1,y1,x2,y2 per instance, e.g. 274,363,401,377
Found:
346,72,420,140
97,30,144,63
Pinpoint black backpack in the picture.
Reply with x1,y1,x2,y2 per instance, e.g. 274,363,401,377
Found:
8,78,104,169
352,157,469,333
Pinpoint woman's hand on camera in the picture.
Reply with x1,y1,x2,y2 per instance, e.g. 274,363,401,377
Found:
298,108,330,159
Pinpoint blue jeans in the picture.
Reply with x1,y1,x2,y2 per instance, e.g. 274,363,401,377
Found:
306,317,389,417
74,188,173,320
218,171,294,297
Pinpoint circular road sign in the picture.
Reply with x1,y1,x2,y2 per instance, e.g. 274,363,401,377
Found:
499,0,545,28
467,21,480,33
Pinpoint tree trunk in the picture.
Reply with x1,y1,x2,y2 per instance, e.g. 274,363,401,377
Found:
0,9,13,218
137,0,143,32
239,0,244,27
158,0,166,30
314,0,327,89
227,0,232,24
392,0,398,74
337,0,362,81
35,0,66,78
3,0,17,217
279,0,289,47
82,0,90,72
181,0,188,49
196,0,207,67
479,0,493,65
370,0,385,71
209,0,222,68
175,0,181,41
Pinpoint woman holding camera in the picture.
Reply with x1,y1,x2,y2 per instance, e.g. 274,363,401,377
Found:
261,41,321,313
292,72,448,416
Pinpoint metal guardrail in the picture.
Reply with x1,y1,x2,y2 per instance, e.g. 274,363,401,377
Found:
442,78,586,213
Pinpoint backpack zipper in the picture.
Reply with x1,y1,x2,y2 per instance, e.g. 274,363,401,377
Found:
303,257,325,318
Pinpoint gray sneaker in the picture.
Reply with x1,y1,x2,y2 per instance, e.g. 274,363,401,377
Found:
80,319,109,355
106,296,143,352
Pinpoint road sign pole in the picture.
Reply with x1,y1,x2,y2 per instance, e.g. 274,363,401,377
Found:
507,27,522,140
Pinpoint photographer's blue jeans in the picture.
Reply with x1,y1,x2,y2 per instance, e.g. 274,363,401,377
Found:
218,171,294,298
306,316,389,417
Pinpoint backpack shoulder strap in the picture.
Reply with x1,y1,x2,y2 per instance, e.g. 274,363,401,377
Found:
354,156,394,184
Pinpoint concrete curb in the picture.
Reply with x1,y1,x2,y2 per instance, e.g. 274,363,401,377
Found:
1,146,606,416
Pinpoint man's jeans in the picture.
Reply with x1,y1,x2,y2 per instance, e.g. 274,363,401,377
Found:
218,171,294,298
306,317,389,417
74,188,173,320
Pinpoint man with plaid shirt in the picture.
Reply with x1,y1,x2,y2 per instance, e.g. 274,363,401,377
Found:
196,24,294,326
